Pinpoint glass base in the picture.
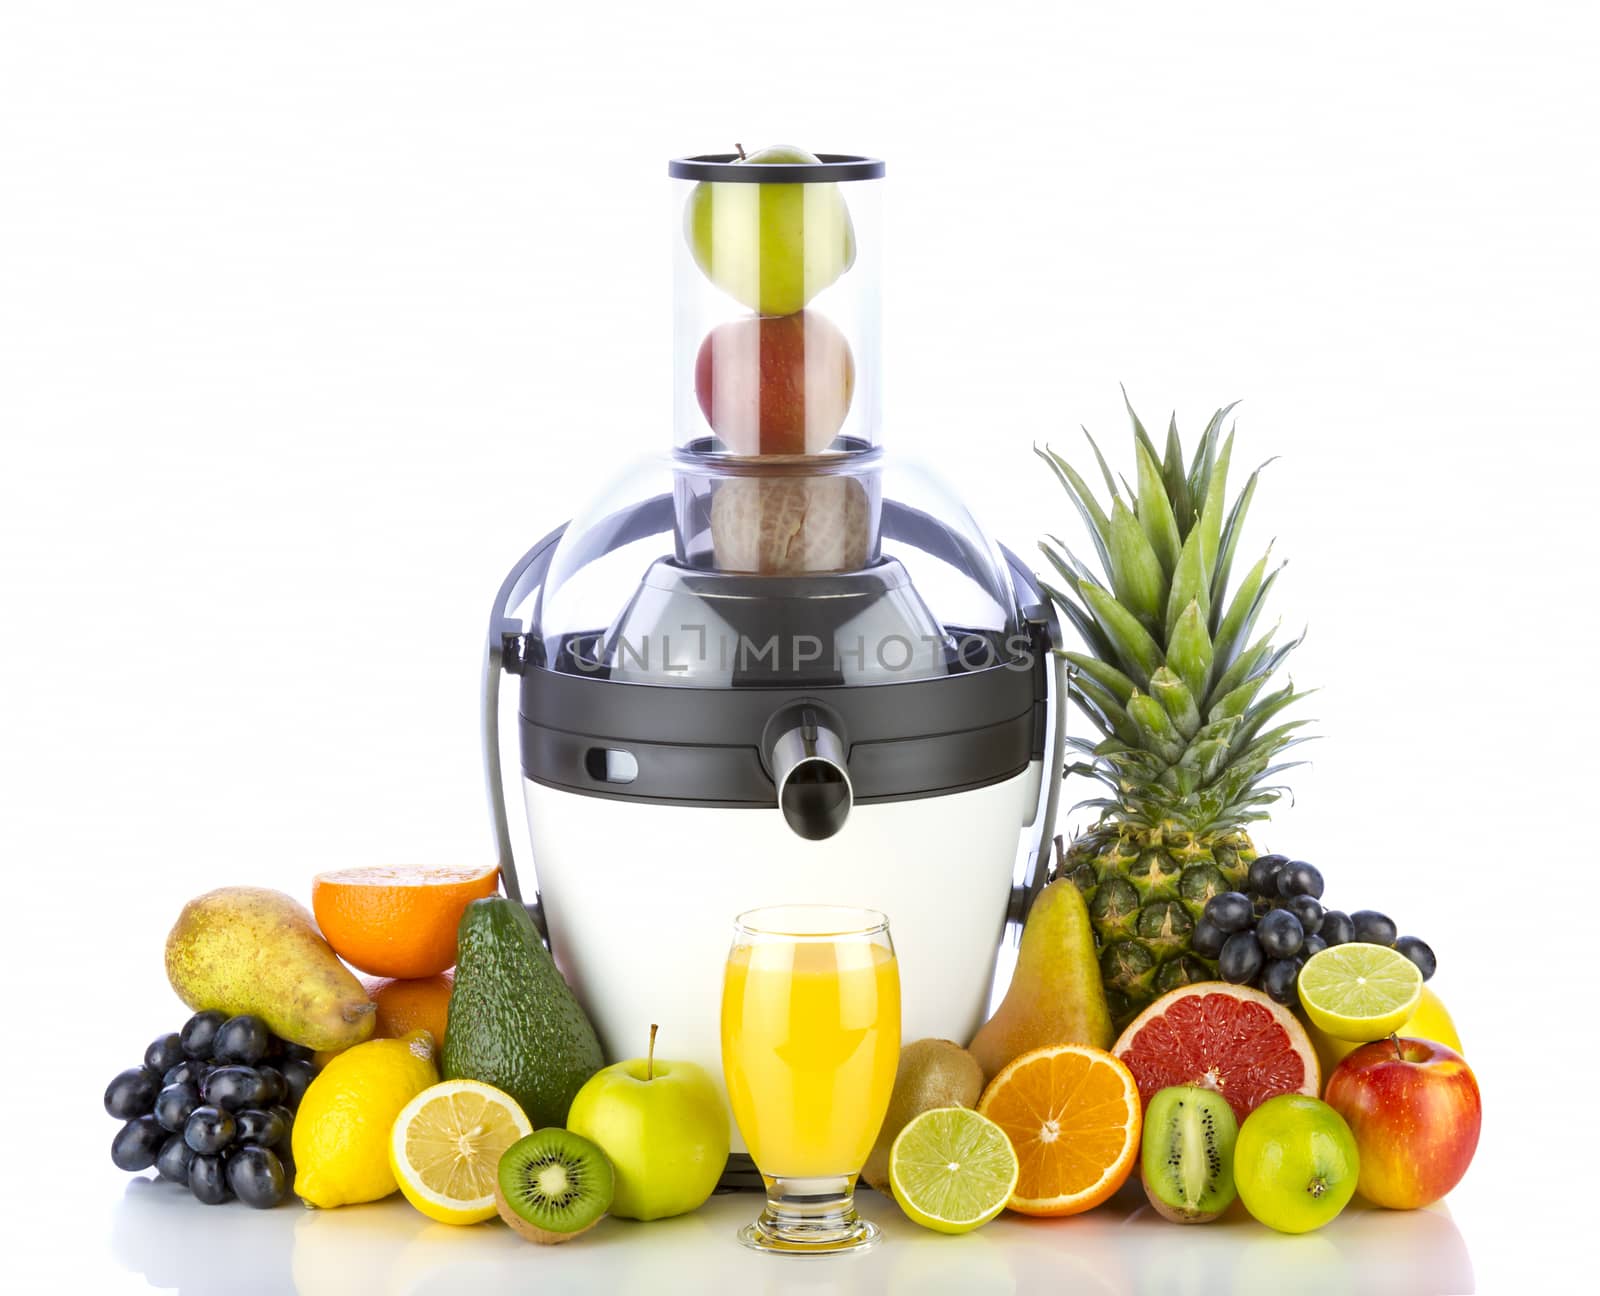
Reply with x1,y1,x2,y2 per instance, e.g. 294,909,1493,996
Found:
738,1173,880,1255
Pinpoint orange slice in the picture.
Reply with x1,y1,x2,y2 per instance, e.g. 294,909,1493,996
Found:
975,1043,1142,1217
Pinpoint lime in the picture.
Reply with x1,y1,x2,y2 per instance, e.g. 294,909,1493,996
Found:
1298,943,1423,1042
389,1079,533,1225
888,1106,1019,1234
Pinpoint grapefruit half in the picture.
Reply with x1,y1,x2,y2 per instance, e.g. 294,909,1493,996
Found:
1112,983,1320,1124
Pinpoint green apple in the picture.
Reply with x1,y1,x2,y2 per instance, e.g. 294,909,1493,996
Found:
565,1025,729,1220
684,144,856,315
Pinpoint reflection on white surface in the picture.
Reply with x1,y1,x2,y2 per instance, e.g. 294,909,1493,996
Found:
105,1175,1473,1295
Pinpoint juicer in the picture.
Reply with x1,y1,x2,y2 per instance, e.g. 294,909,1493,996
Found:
481,153,1066,1167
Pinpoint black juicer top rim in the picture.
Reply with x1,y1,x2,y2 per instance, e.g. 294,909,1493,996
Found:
667,153,885,183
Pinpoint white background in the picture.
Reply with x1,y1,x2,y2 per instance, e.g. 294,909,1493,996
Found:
2,1,1594,1291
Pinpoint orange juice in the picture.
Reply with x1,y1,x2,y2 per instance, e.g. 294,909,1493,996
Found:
721,938,900,1177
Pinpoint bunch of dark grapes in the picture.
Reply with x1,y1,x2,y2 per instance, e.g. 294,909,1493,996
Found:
103,1012,319,1207
1192,854,1438,1009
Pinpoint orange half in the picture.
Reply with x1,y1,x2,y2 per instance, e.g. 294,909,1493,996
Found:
975,1043,1142,1217
312,865,499,978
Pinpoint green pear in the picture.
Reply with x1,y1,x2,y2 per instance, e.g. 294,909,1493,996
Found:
968,879,1113,1082
684,144,856,315
165,887,376,1051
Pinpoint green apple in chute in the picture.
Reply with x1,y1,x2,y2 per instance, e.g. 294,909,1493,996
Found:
684,144,856,315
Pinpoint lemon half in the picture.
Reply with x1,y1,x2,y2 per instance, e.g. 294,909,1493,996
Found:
389,1079,533,1225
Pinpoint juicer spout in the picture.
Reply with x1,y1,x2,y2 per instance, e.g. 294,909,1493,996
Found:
767,705,852,841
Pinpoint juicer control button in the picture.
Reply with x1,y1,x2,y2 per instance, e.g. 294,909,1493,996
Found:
583,747,639,785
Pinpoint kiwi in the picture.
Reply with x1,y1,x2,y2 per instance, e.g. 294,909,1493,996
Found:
862,1039,985,1194
1140,1085,1239,1224
494,1128,614,1244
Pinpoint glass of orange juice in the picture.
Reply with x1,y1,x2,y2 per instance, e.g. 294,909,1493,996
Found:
721,904,900,1254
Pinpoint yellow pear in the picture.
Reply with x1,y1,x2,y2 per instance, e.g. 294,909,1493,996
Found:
969,879,1112,1082
165,887,375,1051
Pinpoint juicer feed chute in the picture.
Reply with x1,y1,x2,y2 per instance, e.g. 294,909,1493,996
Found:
672,152,883,459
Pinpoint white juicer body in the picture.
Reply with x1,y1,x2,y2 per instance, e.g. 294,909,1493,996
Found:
525,765,1042,1153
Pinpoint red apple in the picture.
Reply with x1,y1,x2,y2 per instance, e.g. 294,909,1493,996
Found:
1323,1036,1481,1209
693,310,854,456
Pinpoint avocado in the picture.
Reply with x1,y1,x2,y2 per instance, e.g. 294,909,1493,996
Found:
441,897,604,1127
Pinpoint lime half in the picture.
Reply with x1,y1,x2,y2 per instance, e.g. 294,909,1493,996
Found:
888,1107,1019,1234
1299,943,1424,1042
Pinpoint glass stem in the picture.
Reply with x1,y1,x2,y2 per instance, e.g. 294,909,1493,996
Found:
740,1173,879,1253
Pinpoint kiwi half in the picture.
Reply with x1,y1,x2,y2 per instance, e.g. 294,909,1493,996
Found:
1140,1085,1239,1223
494,1128,615,1244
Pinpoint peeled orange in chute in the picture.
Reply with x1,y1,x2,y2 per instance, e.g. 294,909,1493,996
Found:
975,1043,1142,1217
312,865,499,978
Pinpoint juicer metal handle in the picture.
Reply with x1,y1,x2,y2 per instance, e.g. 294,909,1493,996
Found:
483,524,568,941
1001,544,1067,930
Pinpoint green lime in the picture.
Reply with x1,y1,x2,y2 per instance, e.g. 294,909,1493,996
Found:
1298,942,1423,1042
888,1107,1019,1234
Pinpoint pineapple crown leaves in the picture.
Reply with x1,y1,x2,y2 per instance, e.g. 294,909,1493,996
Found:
1036,395,1315,835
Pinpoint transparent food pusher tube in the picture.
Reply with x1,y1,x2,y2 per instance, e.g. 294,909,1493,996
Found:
669,150,884,574
671,151,882,456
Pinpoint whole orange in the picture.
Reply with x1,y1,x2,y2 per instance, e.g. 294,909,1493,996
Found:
311,865,499,978
364,973,455,1049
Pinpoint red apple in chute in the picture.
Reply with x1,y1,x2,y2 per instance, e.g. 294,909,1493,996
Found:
694,311,854,456
1323,1037,1481,1209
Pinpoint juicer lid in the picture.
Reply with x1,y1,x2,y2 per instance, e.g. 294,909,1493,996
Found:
524,450,1030,688
667,152,886,183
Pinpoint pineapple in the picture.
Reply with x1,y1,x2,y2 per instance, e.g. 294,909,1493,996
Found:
1038,396,1312,1030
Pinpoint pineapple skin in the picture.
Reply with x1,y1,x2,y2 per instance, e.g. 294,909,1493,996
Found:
1062,824,1256,1030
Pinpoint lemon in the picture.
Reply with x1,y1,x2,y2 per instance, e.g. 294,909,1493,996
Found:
1306,984,1462,1075
1298,944,1423,1042
292,1029,439,1208
389,1080,533,1225
888,1106,1019,1234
